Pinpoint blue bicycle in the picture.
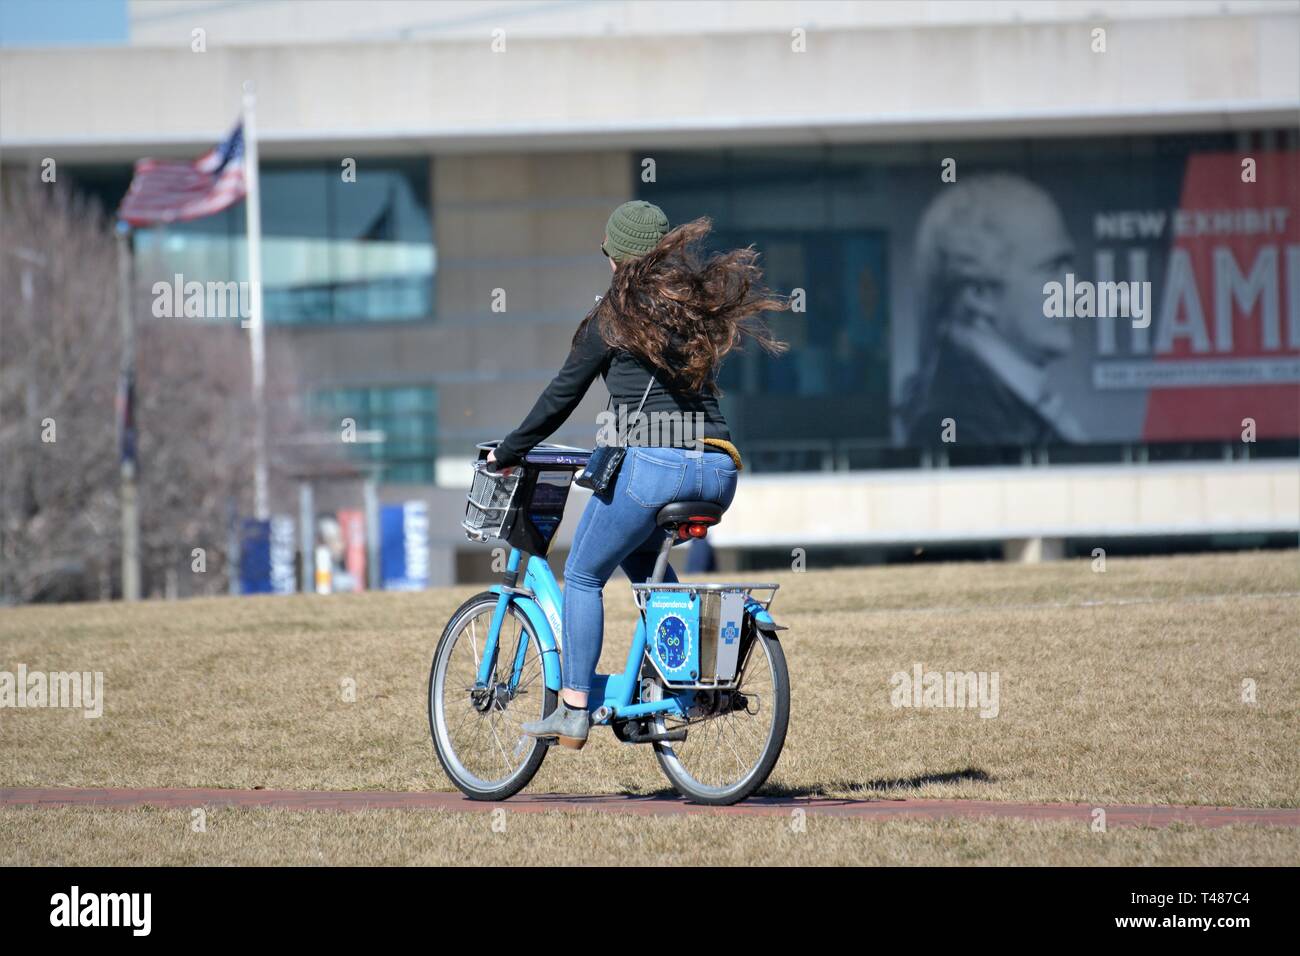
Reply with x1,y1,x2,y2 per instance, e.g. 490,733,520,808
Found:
427,442,790,805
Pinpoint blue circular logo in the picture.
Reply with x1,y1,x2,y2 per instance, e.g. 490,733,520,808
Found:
655,614,691,672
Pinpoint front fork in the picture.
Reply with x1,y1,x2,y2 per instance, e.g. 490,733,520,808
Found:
474,549,531,696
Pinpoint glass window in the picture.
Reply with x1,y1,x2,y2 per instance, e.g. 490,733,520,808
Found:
329,160,434,322
66,157,434,325
312,385,438,483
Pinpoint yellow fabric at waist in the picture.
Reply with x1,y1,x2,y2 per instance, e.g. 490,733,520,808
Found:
701,438,744,471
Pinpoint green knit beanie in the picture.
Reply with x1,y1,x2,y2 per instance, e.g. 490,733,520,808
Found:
603,200,670,262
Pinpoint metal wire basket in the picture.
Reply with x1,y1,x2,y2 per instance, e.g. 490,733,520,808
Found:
462,461,522,542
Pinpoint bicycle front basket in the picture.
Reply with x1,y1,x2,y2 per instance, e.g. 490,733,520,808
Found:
463,461,522,542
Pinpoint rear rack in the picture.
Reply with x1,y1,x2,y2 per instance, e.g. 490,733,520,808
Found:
630,582,779,611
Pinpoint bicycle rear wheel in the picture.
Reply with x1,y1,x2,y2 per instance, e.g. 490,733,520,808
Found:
428,592,555,800
649,627,790,806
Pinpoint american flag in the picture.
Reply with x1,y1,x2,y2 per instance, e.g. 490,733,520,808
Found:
117,122,247,227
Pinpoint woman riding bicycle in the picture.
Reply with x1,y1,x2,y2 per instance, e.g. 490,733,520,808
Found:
485,200,787,749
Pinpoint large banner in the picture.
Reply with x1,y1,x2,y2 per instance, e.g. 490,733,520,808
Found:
238,516,296,595
891,150,1299,447
380,501,430,591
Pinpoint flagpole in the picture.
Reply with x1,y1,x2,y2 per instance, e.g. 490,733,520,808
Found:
116,222,141,601
242,80,269,521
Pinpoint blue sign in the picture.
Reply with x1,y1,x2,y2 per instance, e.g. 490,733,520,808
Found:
238,519,271,594
644,590,700,682
239,516,296,595
381,501,430,591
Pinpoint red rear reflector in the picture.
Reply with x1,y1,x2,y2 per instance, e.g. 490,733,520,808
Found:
686,523,708,538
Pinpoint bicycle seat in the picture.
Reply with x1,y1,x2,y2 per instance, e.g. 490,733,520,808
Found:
655,500,724,533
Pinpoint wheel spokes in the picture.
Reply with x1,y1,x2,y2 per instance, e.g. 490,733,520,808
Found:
436,606,547,789
655,637,779,793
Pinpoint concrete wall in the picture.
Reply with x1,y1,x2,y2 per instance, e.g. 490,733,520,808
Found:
124,1,1300,45
4,11,1297,160
428,151,633,479
710,460,1300,549
412,458,1300,580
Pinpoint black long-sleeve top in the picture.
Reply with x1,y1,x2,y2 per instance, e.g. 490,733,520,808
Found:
493,318,732,467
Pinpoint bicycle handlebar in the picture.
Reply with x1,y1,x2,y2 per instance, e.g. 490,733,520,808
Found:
475,440,592,471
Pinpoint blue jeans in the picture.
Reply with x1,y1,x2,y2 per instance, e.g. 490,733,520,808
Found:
561,447,738,693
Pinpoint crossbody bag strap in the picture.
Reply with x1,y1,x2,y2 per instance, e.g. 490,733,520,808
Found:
601,373,654,411
620,374,656,448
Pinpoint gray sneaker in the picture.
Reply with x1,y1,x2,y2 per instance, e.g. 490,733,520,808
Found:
521,702,590,750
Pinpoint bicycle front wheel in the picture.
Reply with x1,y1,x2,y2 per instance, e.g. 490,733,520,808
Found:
650,628,790,806
428,592,556,800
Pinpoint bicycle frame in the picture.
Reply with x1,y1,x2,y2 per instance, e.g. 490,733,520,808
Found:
473,546,683,721
473,546,782,725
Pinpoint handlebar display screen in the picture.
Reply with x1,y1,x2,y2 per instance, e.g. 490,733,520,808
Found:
526,471,574,548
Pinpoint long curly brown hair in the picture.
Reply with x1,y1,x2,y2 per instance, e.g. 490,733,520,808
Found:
576,217,788,393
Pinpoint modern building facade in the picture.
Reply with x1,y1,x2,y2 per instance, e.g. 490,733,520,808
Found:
3,0,1297,585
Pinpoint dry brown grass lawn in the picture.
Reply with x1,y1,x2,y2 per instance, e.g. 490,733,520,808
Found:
1,550,1297,812
3,806,1298,867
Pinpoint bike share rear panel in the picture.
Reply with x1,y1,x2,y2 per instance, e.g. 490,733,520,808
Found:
641,587,746,686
